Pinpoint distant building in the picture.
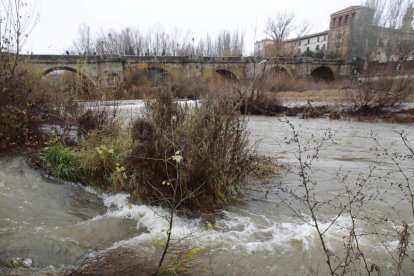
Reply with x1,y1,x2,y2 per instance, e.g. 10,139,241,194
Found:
284,31,328,56
327,6,363,58
255,39,276,57
256,5,414,61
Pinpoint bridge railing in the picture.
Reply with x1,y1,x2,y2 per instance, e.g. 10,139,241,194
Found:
123,55,249,63
20,54,347,65
264,56,345,64
21,54,123,63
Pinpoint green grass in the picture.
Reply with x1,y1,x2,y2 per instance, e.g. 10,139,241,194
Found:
45,144,88,182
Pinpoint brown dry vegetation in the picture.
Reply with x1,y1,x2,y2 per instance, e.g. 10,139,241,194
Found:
0,61,52,153
270,89,414,106
44,84,253,212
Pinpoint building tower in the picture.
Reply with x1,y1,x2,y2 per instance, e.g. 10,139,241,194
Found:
402,4,414,32
327,6,364,58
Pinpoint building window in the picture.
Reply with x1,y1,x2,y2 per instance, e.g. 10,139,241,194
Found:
345,15,349,24
317,36,320,42
299,41,301,46
338,16,342,26
333,17,336,27
324,35,327,41
307,39,310,44
316,45,320,51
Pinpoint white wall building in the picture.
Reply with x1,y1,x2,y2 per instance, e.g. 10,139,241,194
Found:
285,31,329,55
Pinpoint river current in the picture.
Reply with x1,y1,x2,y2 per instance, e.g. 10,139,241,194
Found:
1,101,414,274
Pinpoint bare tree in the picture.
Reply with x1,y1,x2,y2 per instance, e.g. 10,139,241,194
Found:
263,12,297,56
214,30,245,57
295,20,312,38
216,31,231,56
348,0,414,64
265,12,295,42
71,23,246,57
1,0,36,73
120,27,135,55
72,24,94,55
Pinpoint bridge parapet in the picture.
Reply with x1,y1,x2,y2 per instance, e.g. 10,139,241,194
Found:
264,56,346,65
124,55,251,64
21,54,348,66
21,54,124,64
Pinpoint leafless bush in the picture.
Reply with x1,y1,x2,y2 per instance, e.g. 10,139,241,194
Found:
275,119,374,275
252,118,414,274
268,121,414,275
348,74,413,114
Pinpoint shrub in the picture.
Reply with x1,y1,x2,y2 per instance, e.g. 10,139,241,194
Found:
45,89,253,211
127,91,253,211
43,70,98,100
347,74,413,114
76,108,115,135
0,62,51,152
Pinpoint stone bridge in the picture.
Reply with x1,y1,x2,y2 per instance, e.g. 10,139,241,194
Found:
21,54,352,89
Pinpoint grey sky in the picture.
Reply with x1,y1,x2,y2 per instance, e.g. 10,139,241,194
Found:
24,0,362,55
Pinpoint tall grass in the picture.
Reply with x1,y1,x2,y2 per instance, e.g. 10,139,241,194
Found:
45,90,253,211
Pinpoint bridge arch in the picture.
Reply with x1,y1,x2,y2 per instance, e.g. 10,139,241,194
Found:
41,66,97,93
267,65,293,77
129,66,171,87
215,69,239,82
311,66,335,81
42,66,78,75
255,64,294,92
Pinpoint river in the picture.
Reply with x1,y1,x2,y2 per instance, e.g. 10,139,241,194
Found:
1,104,414,274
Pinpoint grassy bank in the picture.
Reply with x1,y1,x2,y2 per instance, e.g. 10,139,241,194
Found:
44,91,253,212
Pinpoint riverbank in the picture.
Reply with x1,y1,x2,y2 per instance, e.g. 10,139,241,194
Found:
273,89,414,104
1,73,414,275
2,116,414,275
241,89,414,123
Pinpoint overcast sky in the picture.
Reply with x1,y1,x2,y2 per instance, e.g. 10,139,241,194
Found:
23,0,362,55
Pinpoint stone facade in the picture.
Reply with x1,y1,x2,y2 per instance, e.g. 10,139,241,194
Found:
327,6,363,58
22,54,352,88
257,5,414,60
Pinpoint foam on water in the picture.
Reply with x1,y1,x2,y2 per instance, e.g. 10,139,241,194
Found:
79,190,202,249
89,191,405,261
85,188,373,257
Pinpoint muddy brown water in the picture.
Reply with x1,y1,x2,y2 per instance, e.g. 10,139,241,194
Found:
1,104,414,274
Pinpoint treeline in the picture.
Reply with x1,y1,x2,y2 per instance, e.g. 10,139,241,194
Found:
72,24,245,57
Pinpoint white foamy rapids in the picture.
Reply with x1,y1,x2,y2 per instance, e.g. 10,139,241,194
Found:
80,184,102,197
80,188,406,257
200,212,404,256
200,211,318,254
83,192,202,248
